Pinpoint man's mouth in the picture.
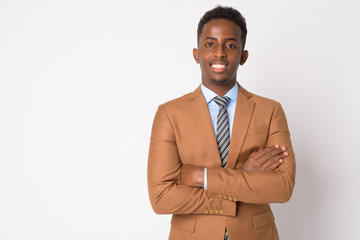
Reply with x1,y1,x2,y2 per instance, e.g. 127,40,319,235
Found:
211,64,226,69
210,63,227,73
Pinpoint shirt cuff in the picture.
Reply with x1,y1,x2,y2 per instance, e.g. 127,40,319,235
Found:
204,168,207,190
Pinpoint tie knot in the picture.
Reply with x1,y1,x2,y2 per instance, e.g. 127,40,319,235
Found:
213,96,230,108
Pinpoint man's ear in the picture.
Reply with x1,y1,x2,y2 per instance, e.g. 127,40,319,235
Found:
193,48,200,63
240,50,249,65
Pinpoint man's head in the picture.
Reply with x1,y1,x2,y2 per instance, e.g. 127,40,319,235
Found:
193,6,249,93
197,6,247,49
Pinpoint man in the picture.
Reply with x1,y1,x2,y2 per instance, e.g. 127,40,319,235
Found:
147,6,295,240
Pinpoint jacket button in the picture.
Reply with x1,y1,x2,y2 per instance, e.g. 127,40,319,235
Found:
218,194,223,198
219,209,224,214
233,197,238,202
209,210,214,214
223,195,228,199
228,196,233,201
214,209,219,214
204,209,209,214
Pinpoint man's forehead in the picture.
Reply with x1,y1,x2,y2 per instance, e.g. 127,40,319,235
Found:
200,19,242,40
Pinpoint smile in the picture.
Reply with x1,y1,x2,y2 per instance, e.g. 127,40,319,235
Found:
211,64,226,69
210,63,227,73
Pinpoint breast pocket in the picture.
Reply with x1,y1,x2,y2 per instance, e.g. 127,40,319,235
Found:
243,127,268,150
246,127,269,136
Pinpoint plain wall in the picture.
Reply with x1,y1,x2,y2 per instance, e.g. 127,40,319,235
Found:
1,0,359,239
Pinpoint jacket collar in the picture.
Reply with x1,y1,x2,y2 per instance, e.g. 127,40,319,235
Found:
189,82,255,168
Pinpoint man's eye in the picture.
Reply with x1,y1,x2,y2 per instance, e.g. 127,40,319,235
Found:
227,44,236,49
205,42,214,47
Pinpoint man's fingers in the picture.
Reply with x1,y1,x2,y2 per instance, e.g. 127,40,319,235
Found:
243,145,288,172
253,145,286,166
266,159,284,171
248,146,273,162
260,151,287,170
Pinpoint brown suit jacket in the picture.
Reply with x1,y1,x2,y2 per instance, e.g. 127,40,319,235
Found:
147,84,296,240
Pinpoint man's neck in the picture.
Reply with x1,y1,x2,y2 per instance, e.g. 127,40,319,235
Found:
202,82,237,96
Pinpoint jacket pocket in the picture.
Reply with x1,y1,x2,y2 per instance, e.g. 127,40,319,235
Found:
252,208,275,229
171,215,196,233
247,127,268,136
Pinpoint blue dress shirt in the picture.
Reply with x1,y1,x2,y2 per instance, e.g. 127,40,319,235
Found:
200,84,238,190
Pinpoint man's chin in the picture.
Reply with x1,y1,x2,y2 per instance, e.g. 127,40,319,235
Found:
209,78,231,85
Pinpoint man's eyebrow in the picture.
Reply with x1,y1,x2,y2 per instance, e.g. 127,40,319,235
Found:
226,38,237,41
205,36,217,40
204,36,238,42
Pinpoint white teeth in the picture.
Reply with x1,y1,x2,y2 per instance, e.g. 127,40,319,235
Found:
212,64,226,69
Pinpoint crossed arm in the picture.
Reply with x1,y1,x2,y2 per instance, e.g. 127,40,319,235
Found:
148,102,295,216
180,145,288,188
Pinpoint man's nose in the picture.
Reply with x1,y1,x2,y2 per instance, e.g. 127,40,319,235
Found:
214,45,226,58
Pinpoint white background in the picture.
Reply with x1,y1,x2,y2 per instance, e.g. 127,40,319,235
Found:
1,0,359,239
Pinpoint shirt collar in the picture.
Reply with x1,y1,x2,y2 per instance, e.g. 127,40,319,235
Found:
201,83,238,104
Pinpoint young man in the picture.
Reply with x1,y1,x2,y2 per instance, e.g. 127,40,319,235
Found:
147,6,295,240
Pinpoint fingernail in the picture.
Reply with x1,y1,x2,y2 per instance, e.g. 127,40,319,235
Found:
284,152,288,156
282,146,286,151
279,159,283,163
275,145,279,148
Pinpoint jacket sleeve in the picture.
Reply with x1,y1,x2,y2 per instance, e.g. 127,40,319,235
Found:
147,105,236,216
206,102,296,204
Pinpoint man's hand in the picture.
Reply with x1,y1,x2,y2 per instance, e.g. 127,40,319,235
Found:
180,145,288,187
242,145,288,172
180,165,204,187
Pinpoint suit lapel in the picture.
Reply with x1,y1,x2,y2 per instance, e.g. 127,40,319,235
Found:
189,86,222,167
189,84,255,168
226,84,255,169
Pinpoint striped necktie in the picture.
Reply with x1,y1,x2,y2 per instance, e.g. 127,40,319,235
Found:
213,96,231,240
213,96,230,168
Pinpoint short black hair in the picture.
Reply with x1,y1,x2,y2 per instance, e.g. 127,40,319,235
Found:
197,6,247,49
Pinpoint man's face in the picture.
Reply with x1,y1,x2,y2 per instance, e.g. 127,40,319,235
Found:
193,19,248,89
